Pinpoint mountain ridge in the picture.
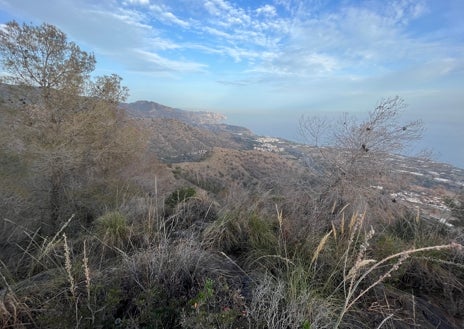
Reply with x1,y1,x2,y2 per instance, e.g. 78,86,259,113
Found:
121,100,226,125
122,98,463,225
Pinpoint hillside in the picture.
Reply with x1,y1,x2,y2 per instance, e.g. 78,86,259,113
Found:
2,92,464,328
129,104,464,224
134,117,257,162
173,147,310,193
121,100,226,125
1,20,463,329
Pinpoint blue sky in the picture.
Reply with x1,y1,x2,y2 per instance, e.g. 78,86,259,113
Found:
0,0,463,167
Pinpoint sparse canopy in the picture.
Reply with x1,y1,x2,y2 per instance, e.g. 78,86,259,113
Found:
0,21,145,230
0,21,95,91
299,96,424,215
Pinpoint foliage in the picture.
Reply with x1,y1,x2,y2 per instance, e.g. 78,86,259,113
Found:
0,21,95,91
0,21,148,232
95,211,130,250
165,187,196,209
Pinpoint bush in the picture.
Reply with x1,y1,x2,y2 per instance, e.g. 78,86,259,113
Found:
165,187,196,209
95,211,130,249
445,193,464,226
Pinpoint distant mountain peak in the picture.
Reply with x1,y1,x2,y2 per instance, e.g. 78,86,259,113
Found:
121,100,226,125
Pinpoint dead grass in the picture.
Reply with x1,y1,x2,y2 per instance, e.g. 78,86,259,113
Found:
1,176,464,328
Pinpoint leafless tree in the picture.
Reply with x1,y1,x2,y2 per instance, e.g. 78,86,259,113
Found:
299,96,424,217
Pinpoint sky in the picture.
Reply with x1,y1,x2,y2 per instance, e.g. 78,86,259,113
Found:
0,0,463,168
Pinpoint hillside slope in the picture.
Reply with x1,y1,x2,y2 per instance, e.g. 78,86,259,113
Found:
121,100,225,125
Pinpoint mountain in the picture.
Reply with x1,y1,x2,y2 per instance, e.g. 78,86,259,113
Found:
2,87,464,328
124,100,464,224
134,117,256,162
121,100,226,125
124,100,260,162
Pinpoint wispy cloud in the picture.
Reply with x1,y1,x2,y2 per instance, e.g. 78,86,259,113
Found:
1,0,463,90
131,49,207,72
149,4,190,28
0,0,206,74
124,0,150,6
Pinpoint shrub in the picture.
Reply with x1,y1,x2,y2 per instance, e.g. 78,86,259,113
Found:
165,187,196,209
94,211,130,250
445,193,464,226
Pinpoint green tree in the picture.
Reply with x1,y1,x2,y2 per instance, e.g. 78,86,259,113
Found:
0,21,146,232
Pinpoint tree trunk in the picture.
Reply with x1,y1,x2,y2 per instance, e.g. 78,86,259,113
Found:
49,168,61,231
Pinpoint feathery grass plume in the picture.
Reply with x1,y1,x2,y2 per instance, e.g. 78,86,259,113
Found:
311,230,333,267
331,221,337,241
276,204,283,232
415,207,420,224
276,205,289,262
82,240,95,325
340,212,345,236
63,233,75,298
334,242,462,328
348,212,363,233
83,240,91,302
345,259,376,281
341,212,365,285
13,215,75,276
41,214,75,260
353,226,375,267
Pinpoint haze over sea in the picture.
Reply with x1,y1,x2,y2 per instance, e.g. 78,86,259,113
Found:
224,110,463,169
1,0,463,168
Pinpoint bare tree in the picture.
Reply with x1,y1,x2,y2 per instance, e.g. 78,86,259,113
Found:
300,96,424,216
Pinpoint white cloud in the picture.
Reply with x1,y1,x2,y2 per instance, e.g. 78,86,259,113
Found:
2,0,462,88
126,0,150,6
0,0,207,75
204,0,230,16
251,1,444,82
132,49,207,72
203,0,251,27
256,4,277,17
202,26,233,39
162,12,189,27
302,53,338,73
147,37,182,51
149,4,190,27
387,0,428,25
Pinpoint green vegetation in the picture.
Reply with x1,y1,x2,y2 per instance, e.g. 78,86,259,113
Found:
1,21,464,329
165,187,197,209
94,211,130,250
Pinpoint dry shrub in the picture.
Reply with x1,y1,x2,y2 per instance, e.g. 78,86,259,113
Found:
0,288,33,329
117,237,245,327
168,196,218,233
126,238,235,294
248,273,335,329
